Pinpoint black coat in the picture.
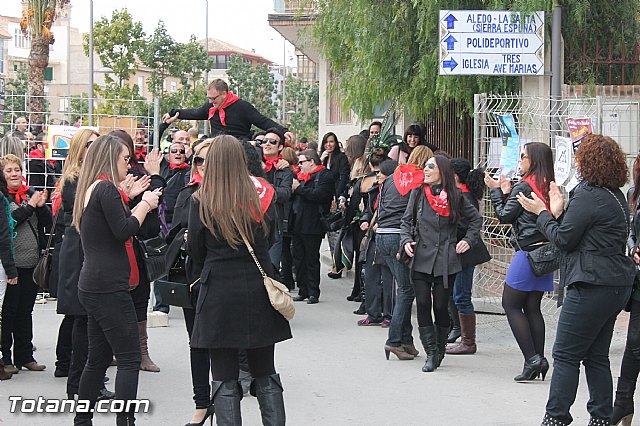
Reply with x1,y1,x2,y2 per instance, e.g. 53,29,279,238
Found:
264,165,294,233
490,181,548,249
57,180,84,315
537,181,636,288
400,186,482,278
291,168,335,235
186,198,292,349
159,160,190,227
171,99,287,142
457,192,491,268
322,150,350,200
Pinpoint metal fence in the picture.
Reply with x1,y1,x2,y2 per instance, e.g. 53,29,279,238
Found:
473,90,640,318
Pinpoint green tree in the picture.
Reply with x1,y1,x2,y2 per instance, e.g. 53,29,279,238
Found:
175,35,213,89
83,8,145,89
3,68,29,126
140,20,180,99
313,0,640,119
227,55,278,119
284,76,319,140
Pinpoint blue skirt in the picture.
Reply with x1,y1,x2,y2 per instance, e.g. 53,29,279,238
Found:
505,250,554,292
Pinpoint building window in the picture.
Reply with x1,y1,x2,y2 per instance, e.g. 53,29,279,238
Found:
137,76,144,96
170,81,177,92
328,67,351,124
213,54,230,69
14,28,30,49
44,67,53,81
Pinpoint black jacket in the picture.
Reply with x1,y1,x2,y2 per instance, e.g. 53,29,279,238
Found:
376,175,409,230
264,165,294,233
171,99,287,142
291,168,334,235
322,150,350,201
159,159,190,227
490,181,548,249
458,191,491,268
537,182,636,288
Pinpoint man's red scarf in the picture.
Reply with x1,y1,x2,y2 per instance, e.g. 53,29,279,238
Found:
523,175,550,212
29,148,57,168
264,154,282,173
394,164,424,196
97,176,138,290
189,172,203,187
460,183,470,193
208,92,240,126
297,165,325,182
170,162,190,170
9,184,30,205
424,185,450,217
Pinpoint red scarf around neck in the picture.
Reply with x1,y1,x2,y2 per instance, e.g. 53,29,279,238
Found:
29,149,45,159
298,164,325,182
459,183,470,193
424,185,450,217
170,162,190,170
189,172,203,186
522,175,550,212
264,154,282,173
208,92,240,126
96,176,138,289
9,184,30,205
394,164,425,196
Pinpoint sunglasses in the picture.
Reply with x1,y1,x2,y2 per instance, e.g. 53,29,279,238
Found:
261,138,279,146
170,149,186,154
425,163,438,170
193,155,206,167
299,159,311,164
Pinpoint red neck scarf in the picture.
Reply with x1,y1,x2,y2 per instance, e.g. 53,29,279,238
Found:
424,185,450,217
374,182,383,210
394,164,425,196
298,165,325,182
96,175,138,289
459,183,470,193
170,162,190,170
208,92,240,126
264,154,282,173
51,182,62,215
522,175,550,212
189,172,203,186
9,184,30,205
29,149,45,159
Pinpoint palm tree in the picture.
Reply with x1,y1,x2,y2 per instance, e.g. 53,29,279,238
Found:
20,0,70,122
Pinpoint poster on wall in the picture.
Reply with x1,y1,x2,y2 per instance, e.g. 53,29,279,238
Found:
554,136,572,185
495,113,521,179
46,125,98,160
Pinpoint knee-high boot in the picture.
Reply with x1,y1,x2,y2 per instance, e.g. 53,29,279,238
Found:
446,313,477,355
138,321,160,372
212,380,243,426
612,377,636,425
0,310,10,380
447,298,461,343
418,326,437,372
436,326,449,368
254,374,286,426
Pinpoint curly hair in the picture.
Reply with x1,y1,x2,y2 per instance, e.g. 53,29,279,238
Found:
575,134,628,189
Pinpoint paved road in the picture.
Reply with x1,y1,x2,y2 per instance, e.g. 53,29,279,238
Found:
0,245,631,425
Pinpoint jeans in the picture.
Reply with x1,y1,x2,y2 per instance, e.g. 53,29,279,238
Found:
546,283,631,423
75,290,141,424
376,233,415,347
1,267,38,366
269,229,283,274
453,265,475,314
363,238,394,322
184,307,211,409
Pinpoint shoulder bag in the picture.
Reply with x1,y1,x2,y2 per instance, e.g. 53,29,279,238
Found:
139,235,168,282
32,208,61,291
238,229,294,321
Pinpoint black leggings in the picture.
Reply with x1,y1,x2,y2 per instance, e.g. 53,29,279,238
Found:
619,299,640,384
412,272,455,327
209,345,276,382
502,284,545,359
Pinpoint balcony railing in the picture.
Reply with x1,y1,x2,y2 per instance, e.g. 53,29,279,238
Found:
273,0,318,13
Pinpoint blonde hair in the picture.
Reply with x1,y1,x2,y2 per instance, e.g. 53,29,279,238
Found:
191,138,213,181
0,135,25,159
59,129,100,191
193,135,268,248
407,145,434,169
1,154,23,171
280,147,298,165
72,135,129,231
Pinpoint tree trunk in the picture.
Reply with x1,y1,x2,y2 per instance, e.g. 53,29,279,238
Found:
27,35,51,124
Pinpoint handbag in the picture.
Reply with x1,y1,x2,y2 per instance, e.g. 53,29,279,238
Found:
32,208,61,291
524,243,562,277
238,229,294,321
155,278,198,309
139,235,168,282
319,208,344,233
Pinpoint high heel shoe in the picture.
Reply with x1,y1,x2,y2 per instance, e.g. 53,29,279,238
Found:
514,354,543,382
328,270,342,279
612,377,636,426
184,405,215,426
384,344,415,361
540,356,549,381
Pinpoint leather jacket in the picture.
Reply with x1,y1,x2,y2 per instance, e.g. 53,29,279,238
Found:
489,181,547,250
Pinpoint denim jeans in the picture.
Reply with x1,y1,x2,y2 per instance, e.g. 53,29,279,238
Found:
546,283,631,423
363,238,394,322
453,265,475,314
269,229,283,274
376,233,415,347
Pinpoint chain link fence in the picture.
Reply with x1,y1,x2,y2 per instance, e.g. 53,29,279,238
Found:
473,90,640,319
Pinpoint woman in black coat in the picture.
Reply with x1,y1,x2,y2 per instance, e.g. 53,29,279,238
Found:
0,171,18,380
320,132,350,202
518,135,636,426
187,135,291,426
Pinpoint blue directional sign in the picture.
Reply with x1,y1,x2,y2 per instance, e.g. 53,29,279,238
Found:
439,10,545,76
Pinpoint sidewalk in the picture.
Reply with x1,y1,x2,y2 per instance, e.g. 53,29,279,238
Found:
0,245,631,425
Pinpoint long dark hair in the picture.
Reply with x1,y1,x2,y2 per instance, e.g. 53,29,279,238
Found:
432,155,461,224
399,124,425,155
522,142,554,201
321,132,340,154
451,157,485,201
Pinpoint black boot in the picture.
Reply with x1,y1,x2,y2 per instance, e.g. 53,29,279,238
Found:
419,326,438,372
447,298,461,343
253,374,286,426
211,380,243,426
612,377,636,425
541,413,568,426
436,326,449,368
514,354,543,381
116,413,135,426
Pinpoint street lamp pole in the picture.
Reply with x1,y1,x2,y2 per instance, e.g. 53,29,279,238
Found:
88,0,94,126
282,37,286,122
204,0,210,134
